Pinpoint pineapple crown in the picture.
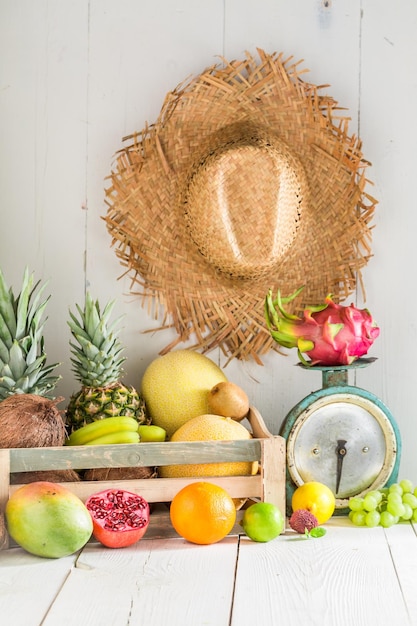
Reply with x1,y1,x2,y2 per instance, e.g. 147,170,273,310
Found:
0,267,61,399
68,293,126,387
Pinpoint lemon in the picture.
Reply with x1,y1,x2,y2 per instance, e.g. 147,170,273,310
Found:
291,481,335,524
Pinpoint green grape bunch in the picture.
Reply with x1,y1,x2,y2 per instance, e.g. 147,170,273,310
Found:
348,479,417,528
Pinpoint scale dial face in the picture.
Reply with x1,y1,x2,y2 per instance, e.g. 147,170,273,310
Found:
283,388,400,511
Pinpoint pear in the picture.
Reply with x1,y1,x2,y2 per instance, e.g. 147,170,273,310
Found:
207,381,250,421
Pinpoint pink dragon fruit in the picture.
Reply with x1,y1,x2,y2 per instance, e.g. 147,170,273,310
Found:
265,286,380,366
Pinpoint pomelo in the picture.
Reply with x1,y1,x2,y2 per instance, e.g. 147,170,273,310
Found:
141,350,227,438
159,413,258,478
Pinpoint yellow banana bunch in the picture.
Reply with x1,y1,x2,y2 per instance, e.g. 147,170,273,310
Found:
65,416,139,446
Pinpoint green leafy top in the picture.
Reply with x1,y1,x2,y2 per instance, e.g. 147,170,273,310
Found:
68,293,126,387
0,267,61,399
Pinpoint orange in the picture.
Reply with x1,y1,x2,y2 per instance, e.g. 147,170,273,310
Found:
159,414,258,478
170,482,236,544
291,481,335,524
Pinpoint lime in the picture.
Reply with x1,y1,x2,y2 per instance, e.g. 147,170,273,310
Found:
241,502,284,542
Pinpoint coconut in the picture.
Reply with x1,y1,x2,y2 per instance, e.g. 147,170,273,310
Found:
0,394,66,448
83,466,157,481
10,469,81,485
0,394,77,484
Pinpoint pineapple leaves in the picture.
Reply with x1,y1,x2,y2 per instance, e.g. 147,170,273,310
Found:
7,341,28,379
14,267,50,340
0,310,14,347
0,267,61,399
0,269,17,339
0,334,9,364
14,267,33,339
67,292,126,387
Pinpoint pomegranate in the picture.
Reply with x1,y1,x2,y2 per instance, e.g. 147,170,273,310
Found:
85,489,150,548
5,481,93,558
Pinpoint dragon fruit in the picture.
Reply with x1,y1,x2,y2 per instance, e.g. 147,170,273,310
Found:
265,286,380,366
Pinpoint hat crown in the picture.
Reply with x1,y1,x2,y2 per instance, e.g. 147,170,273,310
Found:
184,133,306,280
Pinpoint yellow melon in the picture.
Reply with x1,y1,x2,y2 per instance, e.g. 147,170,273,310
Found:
141,350,227,438
159,414,258,478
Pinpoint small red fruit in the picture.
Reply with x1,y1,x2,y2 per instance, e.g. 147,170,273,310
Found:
289,509,319,534
85,489,150,548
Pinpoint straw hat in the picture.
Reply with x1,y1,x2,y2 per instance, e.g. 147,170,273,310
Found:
104,49,376,363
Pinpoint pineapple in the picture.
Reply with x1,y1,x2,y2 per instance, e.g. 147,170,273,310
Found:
65,293,148,433
0,267,61,399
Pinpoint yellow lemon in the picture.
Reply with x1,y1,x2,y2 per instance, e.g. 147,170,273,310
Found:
291,481,335,524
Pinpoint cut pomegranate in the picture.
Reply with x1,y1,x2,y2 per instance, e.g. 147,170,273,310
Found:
85,489,150,548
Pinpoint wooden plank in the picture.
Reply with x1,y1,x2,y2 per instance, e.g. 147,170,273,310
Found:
231,517,411,625
0,548,77,626
385,522,417,623
9,439,262,472
41,536,238,626
0,0,89,393
8,475,263,506
260,436,286,521
0,450,10,549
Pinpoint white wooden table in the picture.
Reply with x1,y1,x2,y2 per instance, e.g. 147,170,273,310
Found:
1,512,417,626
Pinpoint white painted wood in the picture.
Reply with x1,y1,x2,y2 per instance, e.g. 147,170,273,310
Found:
1,1,417,477
41,536,238,626
232,517,412,626
353,0,417,484
0,0,89,392
385,522,417,622
0,548,76,626
83,0,226,390
3,517,417,626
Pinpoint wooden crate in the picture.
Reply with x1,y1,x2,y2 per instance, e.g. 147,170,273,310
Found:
0,407,286,549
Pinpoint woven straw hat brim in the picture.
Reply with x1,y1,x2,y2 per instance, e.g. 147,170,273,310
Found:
104,49,376,363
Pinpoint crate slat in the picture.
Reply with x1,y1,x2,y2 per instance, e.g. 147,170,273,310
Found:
9,439,262,472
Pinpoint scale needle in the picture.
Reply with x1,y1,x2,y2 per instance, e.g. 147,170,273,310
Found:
335,439,347,494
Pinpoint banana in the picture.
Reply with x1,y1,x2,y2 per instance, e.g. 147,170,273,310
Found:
65,416,139,446
84,431,140,445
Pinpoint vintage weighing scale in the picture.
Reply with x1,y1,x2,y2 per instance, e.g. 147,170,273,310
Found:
279,358,401,515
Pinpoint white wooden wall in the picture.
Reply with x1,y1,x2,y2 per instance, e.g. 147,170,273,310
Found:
1,1,416,479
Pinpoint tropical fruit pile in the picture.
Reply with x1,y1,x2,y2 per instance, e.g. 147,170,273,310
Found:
1,267,381,556
0,267,265,552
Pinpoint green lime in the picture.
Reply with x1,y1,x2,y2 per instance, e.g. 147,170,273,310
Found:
241,502,284,542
